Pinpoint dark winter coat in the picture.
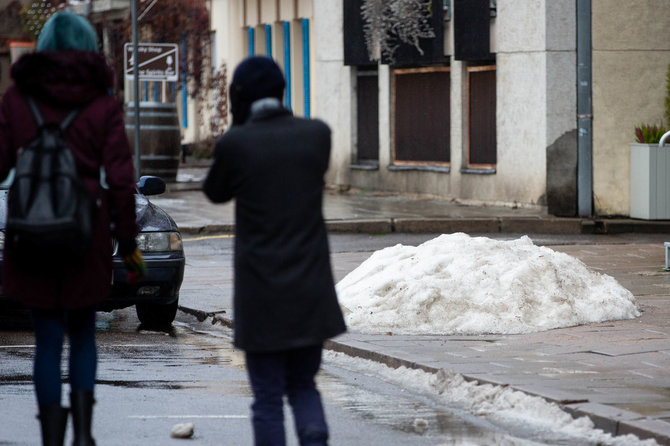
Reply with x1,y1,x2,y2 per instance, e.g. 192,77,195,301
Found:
204,105,346,352
0,50,138,310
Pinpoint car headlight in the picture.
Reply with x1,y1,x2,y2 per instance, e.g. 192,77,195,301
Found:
136,231,183,252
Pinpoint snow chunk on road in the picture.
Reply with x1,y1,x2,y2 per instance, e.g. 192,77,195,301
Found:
336,233,640,334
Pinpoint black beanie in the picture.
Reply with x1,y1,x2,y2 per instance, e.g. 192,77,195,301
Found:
231,56,285,103
230,56,285,125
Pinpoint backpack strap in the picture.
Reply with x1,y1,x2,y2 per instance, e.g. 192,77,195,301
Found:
25,96,45,127
25,96,79,131
60,108,80,131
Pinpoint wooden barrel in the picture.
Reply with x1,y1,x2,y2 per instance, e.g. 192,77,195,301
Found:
125,102,181,183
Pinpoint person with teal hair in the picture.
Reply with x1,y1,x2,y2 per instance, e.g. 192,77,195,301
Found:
0,9,144,446
36,10,99,52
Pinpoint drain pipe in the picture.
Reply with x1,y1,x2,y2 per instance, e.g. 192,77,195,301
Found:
576,0,593,216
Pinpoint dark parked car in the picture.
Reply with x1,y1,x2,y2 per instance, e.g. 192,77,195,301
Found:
0,175,185,327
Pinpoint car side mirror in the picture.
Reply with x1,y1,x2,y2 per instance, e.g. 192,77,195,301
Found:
137,176,166,196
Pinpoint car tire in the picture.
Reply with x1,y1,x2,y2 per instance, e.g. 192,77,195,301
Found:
136,296,179,328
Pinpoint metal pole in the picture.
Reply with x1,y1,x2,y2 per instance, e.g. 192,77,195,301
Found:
576,0,592,217
660,130,670,149
132,0,141,180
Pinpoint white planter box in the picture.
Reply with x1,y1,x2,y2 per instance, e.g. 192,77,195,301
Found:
630,143,670,219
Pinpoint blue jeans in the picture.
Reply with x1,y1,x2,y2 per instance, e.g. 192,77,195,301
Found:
31,307,97,406
245,344,329,446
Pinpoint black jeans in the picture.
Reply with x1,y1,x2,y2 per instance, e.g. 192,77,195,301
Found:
245,344,328,446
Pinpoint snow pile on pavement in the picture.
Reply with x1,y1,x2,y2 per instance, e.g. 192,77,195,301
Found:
336,233,640,334
326,351,659,446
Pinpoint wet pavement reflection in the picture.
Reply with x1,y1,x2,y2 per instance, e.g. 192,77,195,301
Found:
0,307,626,445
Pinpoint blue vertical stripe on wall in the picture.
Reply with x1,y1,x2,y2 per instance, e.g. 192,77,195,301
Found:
283,21,292,110
265,24,272,56
302,18,310,118
181,36,187,128
248,27,255,56
153,82,161,101
143,81,148,101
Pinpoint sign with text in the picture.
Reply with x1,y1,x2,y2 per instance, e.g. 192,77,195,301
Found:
124,43,179,81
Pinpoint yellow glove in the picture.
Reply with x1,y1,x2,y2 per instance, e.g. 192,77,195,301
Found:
122,248,146,283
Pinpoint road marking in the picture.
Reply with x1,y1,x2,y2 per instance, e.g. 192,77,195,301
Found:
183,234,235,242
128,415,248,419
0,345,35,348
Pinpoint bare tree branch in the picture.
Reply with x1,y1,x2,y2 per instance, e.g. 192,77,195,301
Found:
362,0,435,63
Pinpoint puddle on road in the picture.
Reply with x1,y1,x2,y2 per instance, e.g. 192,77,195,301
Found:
96,379,186,390
0,374,31,384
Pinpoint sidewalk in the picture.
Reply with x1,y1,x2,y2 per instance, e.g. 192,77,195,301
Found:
168,164,670,236
166,165,670,445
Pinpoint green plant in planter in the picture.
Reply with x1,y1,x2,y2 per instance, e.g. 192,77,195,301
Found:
634,63,670,144
635,123,668,144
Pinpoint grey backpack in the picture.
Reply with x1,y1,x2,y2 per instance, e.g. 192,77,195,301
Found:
6,97,95,271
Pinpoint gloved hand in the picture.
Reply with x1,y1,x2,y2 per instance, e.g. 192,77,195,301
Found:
122,248,146,284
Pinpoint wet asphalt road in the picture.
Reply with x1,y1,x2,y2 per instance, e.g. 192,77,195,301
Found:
0,307,545,446
3,232,668,445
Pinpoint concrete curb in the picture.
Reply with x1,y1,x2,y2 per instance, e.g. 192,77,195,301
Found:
326,219,393,233
177,218,670,236
178,306,670,445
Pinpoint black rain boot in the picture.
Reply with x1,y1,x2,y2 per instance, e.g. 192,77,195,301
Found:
38,405,69,446
70,391,96,446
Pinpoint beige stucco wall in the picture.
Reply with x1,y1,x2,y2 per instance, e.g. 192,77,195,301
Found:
210,0,319,118
209,0,583,209
344,0,575,208
312,0,351,186
592,0,670,216
208,0,349,185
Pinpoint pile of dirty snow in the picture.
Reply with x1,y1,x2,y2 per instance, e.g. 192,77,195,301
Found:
336,233,640,334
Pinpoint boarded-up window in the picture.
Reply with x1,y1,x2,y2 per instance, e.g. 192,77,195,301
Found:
393,68,450,165
468,65,496,166
356,68,379,162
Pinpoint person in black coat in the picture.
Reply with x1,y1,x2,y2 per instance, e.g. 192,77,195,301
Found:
204,56,346,446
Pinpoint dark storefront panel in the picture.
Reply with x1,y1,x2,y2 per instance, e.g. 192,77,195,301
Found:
344,0,445,67
454,0,493,61
393,68,450,165
343,0,376,66
381,0,446,66
468,66,496,166
356,69,380,162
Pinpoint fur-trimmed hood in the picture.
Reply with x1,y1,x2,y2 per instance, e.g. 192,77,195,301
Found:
10,50,114,106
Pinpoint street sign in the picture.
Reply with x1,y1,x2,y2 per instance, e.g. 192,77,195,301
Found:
124,43,179,81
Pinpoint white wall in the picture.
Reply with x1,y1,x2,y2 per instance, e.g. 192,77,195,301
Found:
312,0,351,186
209,0,584,210
339,0,577,208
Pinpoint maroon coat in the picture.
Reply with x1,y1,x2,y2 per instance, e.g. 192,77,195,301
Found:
0,50,138,310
